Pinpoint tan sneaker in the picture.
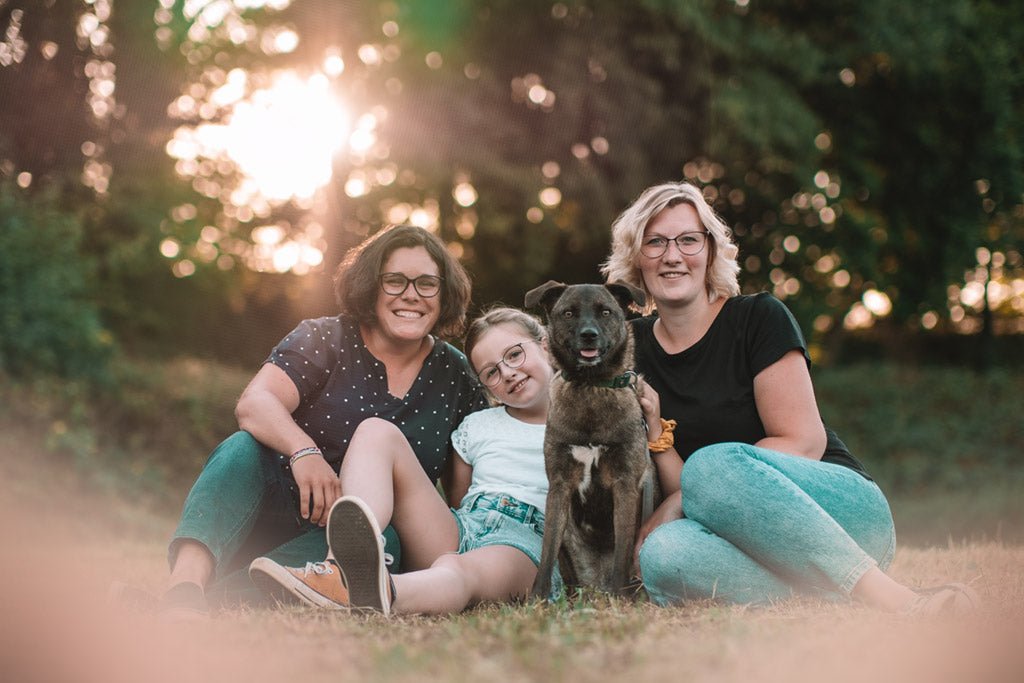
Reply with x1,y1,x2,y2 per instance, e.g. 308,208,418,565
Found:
249,557,350,609
327,496,394,617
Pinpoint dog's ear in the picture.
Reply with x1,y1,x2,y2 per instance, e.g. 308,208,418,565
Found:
524,280,568,313
605,281,646,312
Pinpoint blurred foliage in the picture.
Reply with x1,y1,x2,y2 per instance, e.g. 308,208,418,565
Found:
0,357,250,508
814,363,1024,492
0,0,1021,371
0,186,112,379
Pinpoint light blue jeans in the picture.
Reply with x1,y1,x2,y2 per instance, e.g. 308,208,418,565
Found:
639,442,896,606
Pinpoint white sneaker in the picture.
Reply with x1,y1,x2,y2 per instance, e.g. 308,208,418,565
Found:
906,583,980,616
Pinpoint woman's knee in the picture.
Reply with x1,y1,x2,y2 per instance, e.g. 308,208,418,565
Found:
352,417,406,447
638,521,705,605
430,553,472,590
204,431,270,478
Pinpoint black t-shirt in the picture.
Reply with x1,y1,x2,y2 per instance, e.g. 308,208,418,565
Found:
267,315,488,482
631,293,870,479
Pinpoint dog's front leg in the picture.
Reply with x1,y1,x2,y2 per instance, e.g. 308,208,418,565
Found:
532,481,571,599
610,483,641,593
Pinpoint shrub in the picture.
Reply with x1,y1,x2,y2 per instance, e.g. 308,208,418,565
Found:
0,186,113,380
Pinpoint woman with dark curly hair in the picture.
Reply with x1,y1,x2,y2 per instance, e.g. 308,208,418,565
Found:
144,225,486,618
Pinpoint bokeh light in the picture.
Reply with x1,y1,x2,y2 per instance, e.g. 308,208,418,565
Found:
167,70,349,205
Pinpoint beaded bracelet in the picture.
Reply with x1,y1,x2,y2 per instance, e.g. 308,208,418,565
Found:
289,446,323,467
648,418,677,454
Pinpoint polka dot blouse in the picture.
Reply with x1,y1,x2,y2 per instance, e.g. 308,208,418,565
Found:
267,315,488,482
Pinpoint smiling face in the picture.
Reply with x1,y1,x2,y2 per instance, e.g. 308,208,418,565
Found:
469,322,552,418
372,245,441,344
638,201,710,308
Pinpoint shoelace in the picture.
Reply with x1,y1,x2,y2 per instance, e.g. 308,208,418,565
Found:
380,534,395,567
305,561,335,575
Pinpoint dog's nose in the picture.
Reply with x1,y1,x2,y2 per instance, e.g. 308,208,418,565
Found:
579,326,598,342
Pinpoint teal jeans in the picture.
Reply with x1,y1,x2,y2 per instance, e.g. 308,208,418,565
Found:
639,442,896,605
170,431,401,607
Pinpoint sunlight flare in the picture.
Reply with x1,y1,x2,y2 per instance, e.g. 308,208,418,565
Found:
168,70,350,205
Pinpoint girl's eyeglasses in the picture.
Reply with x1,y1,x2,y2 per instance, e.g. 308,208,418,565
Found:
476,342,529,386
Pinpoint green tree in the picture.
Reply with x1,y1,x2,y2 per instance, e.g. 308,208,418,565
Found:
0,186,112,378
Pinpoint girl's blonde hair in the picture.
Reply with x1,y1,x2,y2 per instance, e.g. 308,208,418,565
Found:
464,307,546,404
600,181,741,314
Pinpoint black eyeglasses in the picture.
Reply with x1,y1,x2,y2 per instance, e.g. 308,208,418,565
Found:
640,232,708,258
476,342,529,387
379,272,444,298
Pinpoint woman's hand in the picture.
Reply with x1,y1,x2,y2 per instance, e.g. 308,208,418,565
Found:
291,454,342,526
636,377,663,442
632,490,683,577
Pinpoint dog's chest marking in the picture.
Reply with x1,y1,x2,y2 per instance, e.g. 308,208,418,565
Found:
570,444,604,500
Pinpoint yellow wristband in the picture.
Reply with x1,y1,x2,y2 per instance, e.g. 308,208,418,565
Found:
648,418,677,454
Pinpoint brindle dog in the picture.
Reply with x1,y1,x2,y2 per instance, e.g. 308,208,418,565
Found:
525,281,656,597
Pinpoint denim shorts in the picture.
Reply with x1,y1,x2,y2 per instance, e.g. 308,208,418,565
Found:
452,492,545,566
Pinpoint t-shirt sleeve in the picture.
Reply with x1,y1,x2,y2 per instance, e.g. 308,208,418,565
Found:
451,412,476,466
266,318,340,403
746,294,810,376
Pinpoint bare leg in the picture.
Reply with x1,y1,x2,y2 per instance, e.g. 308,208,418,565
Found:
338,418,459,569
391,545,537,616
851,566,918,611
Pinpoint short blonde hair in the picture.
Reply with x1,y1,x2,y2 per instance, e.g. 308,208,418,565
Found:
600,181,740,313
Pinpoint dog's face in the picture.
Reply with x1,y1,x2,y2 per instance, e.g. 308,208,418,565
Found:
525,281,645,380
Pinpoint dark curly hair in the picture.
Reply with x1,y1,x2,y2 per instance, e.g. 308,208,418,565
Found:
333,225,472,340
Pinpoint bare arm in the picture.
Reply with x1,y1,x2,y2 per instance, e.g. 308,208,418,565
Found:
235,363,308,453
235,363,341,524
441,451,473,508
752,349,827,460
632,378,685,574
637,378,683,496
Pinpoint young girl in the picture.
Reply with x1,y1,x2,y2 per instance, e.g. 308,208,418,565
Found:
249,307,555,616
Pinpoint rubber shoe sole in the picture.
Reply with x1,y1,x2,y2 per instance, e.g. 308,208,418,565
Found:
327,496,391,616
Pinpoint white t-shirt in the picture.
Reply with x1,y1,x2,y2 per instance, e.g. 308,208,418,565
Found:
451,406,547,512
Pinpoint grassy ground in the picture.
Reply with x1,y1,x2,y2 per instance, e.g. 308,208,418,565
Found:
1,410,1023,681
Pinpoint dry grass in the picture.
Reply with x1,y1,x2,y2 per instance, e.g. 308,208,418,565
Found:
1,425,1022,683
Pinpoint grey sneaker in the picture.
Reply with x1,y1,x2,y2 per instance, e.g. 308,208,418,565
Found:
906,583,980,616
157,581,211,621
327,496,394,617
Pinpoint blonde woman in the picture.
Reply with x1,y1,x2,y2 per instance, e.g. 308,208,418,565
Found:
603,181,977,614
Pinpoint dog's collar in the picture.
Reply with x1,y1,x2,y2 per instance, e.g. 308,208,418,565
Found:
590,371,639,390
